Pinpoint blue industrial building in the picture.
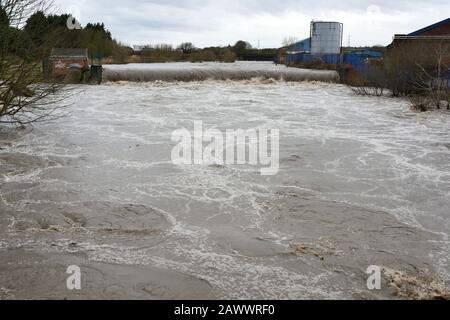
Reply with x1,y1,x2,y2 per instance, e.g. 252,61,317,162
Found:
343,49,383,73
285,38,311,52
285,52,342,65
277,21,384,73
280,47,383,72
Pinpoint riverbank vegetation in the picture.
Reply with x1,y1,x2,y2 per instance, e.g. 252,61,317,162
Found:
341,43,450,111
284,42,450,112
130,43,238,64
1,3,276,66
122,41,277,64
0,0,69,125
0,0,135,124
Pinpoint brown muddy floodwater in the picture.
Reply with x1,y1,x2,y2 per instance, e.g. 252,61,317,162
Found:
0,67,449,299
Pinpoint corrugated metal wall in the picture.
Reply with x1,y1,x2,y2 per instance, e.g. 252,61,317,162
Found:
343,54,370,72
284,51,383,74
285,53,341,65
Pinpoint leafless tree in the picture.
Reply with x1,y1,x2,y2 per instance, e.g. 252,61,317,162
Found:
0,0,54,28
0,0,70,125
410,42,450,110
177,42,196,54
282,36,298,48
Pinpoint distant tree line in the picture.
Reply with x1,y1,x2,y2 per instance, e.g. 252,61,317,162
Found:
24,11,121,60
1,2,277,65
0,5,127,64
131,40,277,63
1,2,278,66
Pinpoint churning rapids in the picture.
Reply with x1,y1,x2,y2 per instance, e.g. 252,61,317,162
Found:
103,61,340,83
0,62,449,299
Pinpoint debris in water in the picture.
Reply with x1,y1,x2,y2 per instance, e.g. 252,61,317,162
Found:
290,237,339,260
382,267,450,300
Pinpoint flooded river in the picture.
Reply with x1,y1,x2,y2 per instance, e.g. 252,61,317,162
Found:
0,64,449,299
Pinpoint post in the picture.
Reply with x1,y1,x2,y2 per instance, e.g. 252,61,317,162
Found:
90,65,103,84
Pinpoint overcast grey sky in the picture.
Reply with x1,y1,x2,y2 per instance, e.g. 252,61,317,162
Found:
53,0,450,48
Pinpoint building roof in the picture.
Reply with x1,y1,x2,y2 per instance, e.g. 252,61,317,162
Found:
408,18,450,36
50,48,88,58
283,38,311,53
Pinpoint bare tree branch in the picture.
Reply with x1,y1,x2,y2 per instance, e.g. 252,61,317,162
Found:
1,0,71,125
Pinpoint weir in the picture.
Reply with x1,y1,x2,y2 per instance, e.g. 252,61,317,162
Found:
102,62,340,83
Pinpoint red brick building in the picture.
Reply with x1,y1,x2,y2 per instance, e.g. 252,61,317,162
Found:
408,18,450,37
388,18,450,83
391,18,450,45
49,48,89,78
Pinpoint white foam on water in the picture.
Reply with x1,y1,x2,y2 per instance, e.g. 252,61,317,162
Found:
69,240,343,299
2,72,450,295
103,61,340,83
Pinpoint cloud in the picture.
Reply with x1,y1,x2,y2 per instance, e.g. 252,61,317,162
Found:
53,0,450,48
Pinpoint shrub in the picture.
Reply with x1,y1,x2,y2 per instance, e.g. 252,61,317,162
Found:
189,50,216,63
140,48,183,63
111,42,132,64
221,50,236,63
337,64,368,87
